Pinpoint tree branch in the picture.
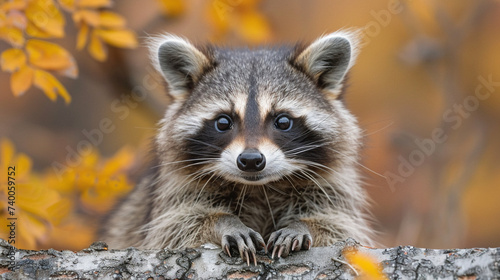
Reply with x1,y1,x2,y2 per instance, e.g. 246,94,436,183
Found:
1,239,499,279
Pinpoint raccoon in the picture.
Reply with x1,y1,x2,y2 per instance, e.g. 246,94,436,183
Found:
100,31,373,265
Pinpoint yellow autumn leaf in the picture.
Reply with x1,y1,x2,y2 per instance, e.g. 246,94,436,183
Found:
56,60,78,79
101,146,134,176
158,0,185,17
77,23,89,50
0,139,14,170
344,250,388,280
16,211,49,249
15,153,33,181
77,0,112,8
11,65,34,96
58,0,76,11
238,11,271,43
0,139,32,182
239,0,260,9
73,9,100,27
0,0,27,11
88,30,107,61
33,69,71,103
209,0,231,29
26,0,65,38
0,11,6,27
95,28,138,48
0,139,57,250
26,21,54,38
47,197,73,225
80,149,100,169
26,39,76,72
98,11,125,28
80,173,132,213
1,48,26,72
0,26,24,47
17,181,62,220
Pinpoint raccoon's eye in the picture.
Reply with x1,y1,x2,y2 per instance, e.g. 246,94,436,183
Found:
215,115,232,132
275,114,293,131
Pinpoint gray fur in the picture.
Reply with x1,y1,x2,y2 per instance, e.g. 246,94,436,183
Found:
100,31,373,261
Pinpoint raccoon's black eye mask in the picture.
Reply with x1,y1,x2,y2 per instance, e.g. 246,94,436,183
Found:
212,113,295,133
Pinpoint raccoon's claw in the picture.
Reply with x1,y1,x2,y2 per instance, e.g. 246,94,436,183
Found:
267,222,312,259
221,226,265,266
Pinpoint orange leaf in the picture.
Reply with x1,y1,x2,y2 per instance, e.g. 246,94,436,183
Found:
95,28,137,48
77,0,112,8
11,65,34,96
158,0,185,17
0,0,27,11
345,250,388,280
26,39,76,72
26,0,65,38
33,69,71,103
98,11,125,28
1,48,26,72
73,9,100,27
76,23,89,50
0,26,24,47
88,30,107,61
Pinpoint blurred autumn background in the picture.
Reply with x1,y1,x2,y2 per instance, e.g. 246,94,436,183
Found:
1,0,500,251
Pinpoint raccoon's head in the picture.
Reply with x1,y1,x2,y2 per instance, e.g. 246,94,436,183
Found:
151,32,361,186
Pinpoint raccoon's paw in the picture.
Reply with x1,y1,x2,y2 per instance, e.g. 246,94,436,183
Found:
221,225,266,266
267,221,312,259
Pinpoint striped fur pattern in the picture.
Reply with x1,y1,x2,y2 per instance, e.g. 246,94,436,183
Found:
100,30,373,263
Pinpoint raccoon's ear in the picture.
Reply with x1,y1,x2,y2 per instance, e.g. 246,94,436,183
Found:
149,34,213,98
292,31,359,98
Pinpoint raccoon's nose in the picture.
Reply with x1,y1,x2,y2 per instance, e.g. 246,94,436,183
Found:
237,149,266,172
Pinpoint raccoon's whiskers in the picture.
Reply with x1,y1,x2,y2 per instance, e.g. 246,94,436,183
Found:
150,160,215,195
263,183,288,196
153,157,218,169
237,185,247,216
327,148,386,179
359,119,395,137
196,172,217,202
158,160,216,177
261,186,276,230
297,169,335,206
284,142,328,156
186,137,223,151
282,174,301,195
293,160,354,199
159,166,216,200
300,161,366,210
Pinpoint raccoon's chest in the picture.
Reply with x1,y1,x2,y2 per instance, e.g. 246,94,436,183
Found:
224,187,299,239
